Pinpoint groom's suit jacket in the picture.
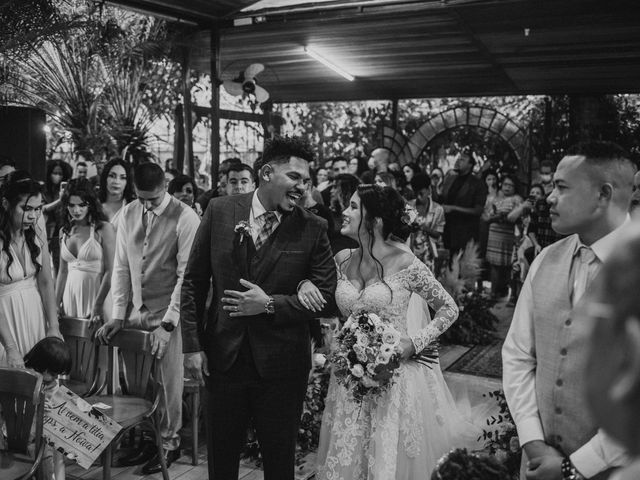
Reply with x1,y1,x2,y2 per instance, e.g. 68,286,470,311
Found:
181,192,337,379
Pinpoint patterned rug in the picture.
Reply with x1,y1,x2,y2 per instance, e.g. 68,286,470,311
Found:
446,339,504,379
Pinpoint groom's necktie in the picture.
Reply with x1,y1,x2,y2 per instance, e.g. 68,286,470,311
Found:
255,211,279,250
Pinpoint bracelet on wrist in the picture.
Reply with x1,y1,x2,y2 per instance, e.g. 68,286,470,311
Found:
265,296,275,315
561,458,584,480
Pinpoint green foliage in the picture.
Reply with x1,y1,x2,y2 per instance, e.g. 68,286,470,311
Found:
1,0,185,162
438,241,499,346
480,389,521,479
277,101,392,162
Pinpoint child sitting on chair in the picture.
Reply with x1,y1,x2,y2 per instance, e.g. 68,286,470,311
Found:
24,337,72,480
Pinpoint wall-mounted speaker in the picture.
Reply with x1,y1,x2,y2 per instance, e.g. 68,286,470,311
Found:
0,106,46,182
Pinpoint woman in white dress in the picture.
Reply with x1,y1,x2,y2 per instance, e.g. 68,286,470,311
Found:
99,158,134,228
0,178,59,367
55,179,115,323
304,185,476,480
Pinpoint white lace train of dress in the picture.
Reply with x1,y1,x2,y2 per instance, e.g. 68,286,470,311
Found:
316,257,480,480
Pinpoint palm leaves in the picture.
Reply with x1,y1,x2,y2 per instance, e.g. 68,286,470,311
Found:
439,239,482,300
1,7,182,161
5,35,109,153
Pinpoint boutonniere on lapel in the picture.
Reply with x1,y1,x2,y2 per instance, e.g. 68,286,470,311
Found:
234,220,251,245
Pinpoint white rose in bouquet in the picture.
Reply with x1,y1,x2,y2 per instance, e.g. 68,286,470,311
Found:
376,352,392,365
380,344,395,356
350,364,365,378
382,327,400,346
368,313,382,326
313,353,327,368
361,376,380,388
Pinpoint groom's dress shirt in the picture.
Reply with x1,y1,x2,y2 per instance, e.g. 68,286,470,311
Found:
249,191,282,244
503,219,630,478
112,193,200,327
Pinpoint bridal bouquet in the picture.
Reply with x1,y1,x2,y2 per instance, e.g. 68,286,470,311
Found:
329,311,403,401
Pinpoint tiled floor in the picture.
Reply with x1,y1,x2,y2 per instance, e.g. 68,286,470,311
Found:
67,300,514,480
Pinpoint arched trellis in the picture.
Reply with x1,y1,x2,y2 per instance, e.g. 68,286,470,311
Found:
380,105,531,179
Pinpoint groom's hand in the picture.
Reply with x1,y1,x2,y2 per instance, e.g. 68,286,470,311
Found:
223,279,270,317
184,351,209,386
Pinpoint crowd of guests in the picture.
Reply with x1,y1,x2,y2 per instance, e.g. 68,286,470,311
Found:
4,138,640,480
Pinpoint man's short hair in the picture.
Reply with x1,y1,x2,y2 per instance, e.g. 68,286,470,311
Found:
410,173,431,192
134,162,165,190
540,159,554,171
262,136,313,166
77,162,87,168
566,141,636,184
331,156,348,166
227,163,255,178
219,157,242,175
566,141,637,206
566,141,631,164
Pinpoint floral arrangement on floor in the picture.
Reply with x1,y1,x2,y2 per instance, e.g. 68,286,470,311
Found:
437,241,500,346
480,389,521,479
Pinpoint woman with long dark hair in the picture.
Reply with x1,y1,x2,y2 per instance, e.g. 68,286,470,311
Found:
310,185,476,479
0,178,59,368
168,174,203,216
55,179,115,323
43,160,72,277
99,158,135,227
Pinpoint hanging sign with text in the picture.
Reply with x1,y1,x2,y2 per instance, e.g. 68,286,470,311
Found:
43,385,122,469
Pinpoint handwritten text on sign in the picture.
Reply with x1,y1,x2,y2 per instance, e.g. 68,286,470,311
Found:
43,386,122,469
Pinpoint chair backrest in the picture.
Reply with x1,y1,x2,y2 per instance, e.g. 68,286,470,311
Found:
0,368,44,454
59,316,103,395
107,329,155,398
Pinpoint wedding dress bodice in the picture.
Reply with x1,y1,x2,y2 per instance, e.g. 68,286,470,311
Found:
335,256,458,352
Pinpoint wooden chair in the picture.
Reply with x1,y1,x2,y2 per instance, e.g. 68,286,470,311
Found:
0,368,45,480
182,378,200,466
59,316,105,397
84,329,169,480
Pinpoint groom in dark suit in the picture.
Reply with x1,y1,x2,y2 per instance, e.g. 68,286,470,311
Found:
181,136,337,480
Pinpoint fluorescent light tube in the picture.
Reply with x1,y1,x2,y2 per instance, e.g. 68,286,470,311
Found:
304,46,355,81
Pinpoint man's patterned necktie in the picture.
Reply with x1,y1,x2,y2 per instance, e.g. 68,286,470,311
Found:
255,211,279,250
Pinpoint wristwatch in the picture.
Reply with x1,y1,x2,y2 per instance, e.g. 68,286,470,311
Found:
265,296,275,315
160,321,175,333
561,458,584,480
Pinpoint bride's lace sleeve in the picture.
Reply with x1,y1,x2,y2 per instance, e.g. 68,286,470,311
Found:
404,260,459,352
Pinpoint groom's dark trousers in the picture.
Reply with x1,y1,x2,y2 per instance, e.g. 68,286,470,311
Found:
181,193,337,480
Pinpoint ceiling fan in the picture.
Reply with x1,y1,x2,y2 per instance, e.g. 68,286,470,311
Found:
223,63,270,103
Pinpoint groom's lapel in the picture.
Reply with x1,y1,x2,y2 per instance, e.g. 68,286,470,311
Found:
231,193,252,281
253,208,300,285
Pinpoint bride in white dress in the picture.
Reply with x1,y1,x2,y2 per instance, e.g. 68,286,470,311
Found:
305,185,477,480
